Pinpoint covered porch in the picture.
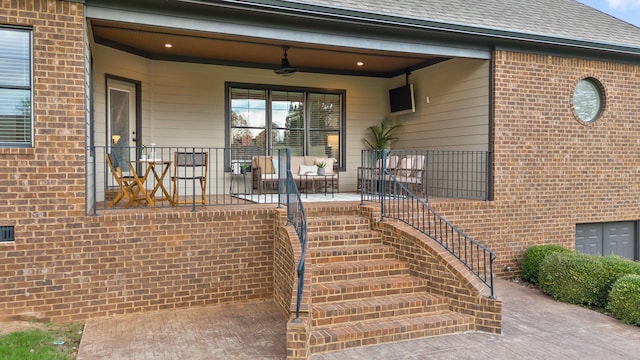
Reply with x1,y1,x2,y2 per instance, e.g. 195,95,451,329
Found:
85,0,492,213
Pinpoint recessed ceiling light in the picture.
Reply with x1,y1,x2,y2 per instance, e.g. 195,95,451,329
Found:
356,61,364,67
164,43,173,48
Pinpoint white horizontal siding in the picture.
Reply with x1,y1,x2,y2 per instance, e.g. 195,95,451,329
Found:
393,58,490,152
92,45,389,193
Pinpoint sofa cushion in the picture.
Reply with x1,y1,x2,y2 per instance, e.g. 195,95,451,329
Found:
289,156,306,175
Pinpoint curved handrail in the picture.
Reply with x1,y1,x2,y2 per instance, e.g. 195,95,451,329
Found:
360,149,496,298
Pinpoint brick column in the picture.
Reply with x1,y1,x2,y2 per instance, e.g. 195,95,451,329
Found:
286,317,310,360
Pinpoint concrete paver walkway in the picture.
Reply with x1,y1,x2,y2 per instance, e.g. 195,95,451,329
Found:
78,280,640,359
77,300,286,360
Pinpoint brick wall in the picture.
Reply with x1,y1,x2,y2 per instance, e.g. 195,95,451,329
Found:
429,50,640,276
0,0,86,321
369,213,502,334
0,0,86,218
3,0,640,325
1,205,275,322
273,208,297,318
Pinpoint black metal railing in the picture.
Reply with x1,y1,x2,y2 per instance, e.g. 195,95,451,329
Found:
90,145,284,213
361,149,496,297
358,149,490,202
279,149,308,320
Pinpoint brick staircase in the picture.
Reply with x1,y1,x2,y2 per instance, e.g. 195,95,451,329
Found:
305,210,476,354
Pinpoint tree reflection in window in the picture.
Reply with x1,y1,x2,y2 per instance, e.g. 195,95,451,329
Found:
229,86,343,168
573,78,604,123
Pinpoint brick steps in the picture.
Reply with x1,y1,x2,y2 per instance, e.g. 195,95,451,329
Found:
312,293,450,326
306,216,371,232
310,230,382,247
310,244,397,264
311,275,428,303
306,212,476,355
312,259,409,283
309,311,475,354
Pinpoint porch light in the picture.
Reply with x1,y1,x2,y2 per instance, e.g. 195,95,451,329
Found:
111,134,121,144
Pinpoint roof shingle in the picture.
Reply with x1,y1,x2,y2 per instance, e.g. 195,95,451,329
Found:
281,0,640,50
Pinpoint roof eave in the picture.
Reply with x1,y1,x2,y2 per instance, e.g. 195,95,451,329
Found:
175,0,640,57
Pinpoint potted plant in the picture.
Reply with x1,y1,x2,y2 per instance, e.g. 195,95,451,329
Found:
315,160,327,176
240,163,251,174
362,116,402,150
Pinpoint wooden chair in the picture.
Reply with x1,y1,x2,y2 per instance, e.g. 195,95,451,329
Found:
171,151,208,205
106,153,143,208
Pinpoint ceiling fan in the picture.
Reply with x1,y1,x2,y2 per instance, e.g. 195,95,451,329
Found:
274,46,298,76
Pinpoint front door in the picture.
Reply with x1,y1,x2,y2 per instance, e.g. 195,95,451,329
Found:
107,77,139,173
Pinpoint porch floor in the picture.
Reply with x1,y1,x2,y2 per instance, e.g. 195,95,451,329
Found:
76,279,640,359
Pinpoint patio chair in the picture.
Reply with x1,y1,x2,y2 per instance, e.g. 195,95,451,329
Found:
106,153,143,208
357,155,398,192
171,151,208,206
393,154,425,195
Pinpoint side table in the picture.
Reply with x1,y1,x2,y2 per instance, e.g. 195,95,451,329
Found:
230,171,249,195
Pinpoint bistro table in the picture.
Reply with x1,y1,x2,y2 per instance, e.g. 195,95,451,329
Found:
129,159,171,208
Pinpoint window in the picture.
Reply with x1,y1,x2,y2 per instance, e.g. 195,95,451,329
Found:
572,77,604,124
0,27,32,147
228,84,344,169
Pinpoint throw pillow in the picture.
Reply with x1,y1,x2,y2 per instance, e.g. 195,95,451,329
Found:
299,164,317,175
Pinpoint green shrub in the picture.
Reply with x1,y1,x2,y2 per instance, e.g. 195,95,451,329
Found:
607,274,640,326
538,252,606,306
520,244,572,284
597,255,640,307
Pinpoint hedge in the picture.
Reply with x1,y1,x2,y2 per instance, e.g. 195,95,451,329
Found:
520,244,572,284
598,255,640,307
538,252,605,306
538,252,640,307
607,274,640,325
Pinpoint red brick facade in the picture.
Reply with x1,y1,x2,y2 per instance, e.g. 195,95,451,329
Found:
2,1,639,327
431,51,640,276
2,203,277,322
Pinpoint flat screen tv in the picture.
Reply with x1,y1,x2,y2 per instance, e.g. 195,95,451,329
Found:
389,84,415,116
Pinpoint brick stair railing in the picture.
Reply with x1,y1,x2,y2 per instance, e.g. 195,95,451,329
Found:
305,212,476,355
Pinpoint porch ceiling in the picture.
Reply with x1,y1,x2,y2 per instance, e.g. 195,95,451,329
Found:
90,19,450,77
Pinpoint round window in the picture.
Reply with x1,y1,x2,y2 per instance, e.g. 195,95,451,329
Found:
572,78,604,123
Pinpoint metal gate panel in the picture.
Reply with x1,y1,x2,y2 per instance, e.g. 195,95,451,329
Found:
576,224,602,255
